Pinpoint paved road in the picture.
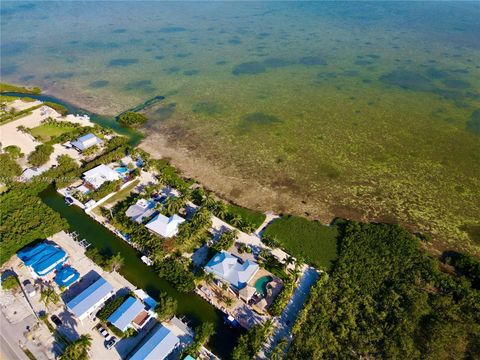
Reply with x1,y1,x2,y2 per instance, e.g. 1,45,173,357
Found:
257,267,320,359
0,312,30,360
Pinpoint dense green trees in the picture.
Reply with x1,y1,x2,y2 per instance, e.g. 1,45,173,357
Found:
154,292,178,321
184,322,216,357
211,230,238,253
0,153,22,182
28,143,54,166
176,206,212,253
3,145,23,159
0,184,68,264
154,256,196,293
1,274,19,290
287,222,480,360
232,320,274,360
59,334,92,360
118,112,148,128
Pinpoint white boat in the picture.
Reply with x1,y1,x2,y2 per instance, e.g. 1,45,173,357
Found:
141,256,153,266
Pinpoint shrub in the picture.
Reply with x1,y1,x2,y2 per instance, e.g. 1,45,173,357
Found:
97,295,128,321
28,143,54,167
4,145,23,159
1,274,19,290
155,292,178,321
118,112,148,128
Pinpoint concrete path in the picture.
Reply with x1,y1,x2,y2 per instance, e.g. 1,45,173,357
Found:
254,212,280,236
257,267,320,359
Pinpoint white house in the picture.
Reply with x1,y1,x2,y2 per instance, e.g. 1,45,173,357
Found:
71,133,103,152
82,164,120,189
205,251,259,289
145,214,185,238
107,296,149,332
66,277,114,320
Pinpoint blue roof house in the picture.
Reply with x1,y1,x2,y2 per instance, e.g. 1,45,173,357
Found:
108,296,145,332
66,277,114,320
129,325,180,360
71,133,103,151
204,251,259,289
17,243,68,278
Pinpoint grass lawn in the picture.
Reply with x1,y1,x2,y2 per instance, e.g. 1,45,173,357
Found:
227,204,266,229
263,215,338,271
29,124,76,142
92,179,140,216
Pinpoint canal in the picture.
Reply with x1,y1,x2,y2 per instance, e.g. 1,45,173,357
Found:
39,171,241,357
10,90,242,357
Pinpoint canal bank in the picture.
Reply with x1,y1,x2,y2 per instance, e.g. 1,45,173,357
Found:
40,185,241,358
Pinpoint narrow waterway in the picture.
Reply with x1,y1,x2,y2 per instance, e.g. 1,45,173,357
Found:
40,186,241,358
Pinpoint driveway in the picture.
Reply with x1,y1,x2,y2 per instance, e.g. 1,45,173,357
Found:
257,267,319,359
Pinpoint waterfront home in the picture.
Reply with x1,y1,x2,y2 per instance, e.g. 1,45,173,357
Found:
82,164,120,189
107,296,150,332
129,324,180,360
126,198,156,223
146,213,185,238
204,251,259,289
71,133,102,152
66,277,114,320
17,242,68,279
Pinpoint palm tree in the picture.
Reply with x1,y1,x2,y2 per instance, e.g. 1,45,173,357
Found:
40,287,60,308
107,252,124,272
230,214,242,228
179,188,192,203
204,193,217,210
166,196,184,215
60,334,92,360
284,255,295,270
214,201,228,219
205,272,215,285
270,338,288,360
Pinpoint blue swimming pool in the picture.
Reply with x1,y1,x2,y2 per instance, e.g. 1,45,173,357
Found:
254,276,273,297
115,167,129,174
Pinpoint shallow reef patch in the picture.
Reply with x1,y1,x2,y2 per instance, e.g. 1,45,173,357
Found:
232,61,267,75
192,102,223,116
108,58,139,67
89,80,109,88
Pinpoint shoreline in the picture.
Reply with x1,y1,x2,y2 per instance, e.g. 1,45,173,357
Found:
4,84,476,257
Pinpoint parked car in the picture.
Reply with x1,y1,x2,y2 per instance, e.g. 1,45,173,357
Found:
97,325,109,338
50,315,62,326
23,280,36,297
105,336,117,350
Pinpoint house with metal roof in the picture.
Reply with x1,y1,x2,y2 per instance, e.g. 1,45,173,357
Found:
205,251,259,289
82,164,120,189
17,243,68,278
145,213,185,238
129,324,180,360
71,133,103,152
66,277,114,320
107,296,147,332
126,199,156,224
